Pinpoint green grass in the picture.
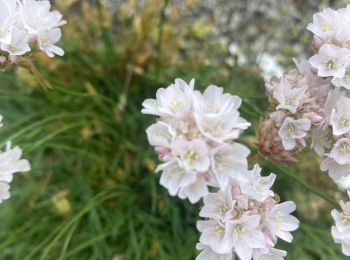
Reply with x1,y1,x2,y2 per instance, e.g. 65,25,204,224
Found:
0,1,346,259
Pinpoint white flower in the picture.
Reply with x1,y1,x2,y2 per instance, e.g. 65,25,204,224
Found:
19,0,66,36
193,85,242,116
229,214,266,260
146,121,175,147
196,243,234,260
306,8,340,40
309,44,350,78
264,201,300,243
331,65,350,89
278,117,311,150
331,191,350,256
178,175,208,203
197,219,235,254
330,96,350,136
320,156,350,181
141,78,194,118
0,142,31,203
37,28,64,57
171,138,210,173
156,159,196,197
335,176,350,191
239,164,276,202
210,143,250,189
253,248,287,260
0,0,17,45
199,186,235,221
257,53,284,81
272,78,307,114
195,112,250,143
0,182,10,203
1,27,30,56
329,138,350,165
310,127,331,156
193,85,250,142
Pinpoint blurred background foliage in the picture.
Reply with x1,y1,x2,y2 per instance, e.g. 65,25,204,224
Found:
0,0,350,259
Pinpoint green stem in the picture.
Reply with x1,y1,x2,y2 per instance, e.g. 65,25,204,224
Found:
269,162,339,208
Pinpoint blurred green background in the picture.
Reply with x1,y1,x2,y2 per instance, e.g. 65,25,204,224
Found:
1,0,350,259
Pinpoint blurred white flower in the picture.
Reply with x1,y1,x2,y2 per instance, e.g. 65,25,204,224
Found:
278,117,311,150
37,28,64,57
211,143,250,190
143,78,250,203
257,53,284,81
0,0,66,58
307,8,339,41
1,27,30,56
330,96,350,136
264,201,300,243
239,164,276,202
331,191,350,256
253,248,287,260
309,44,350,78
0,142,31,203
273,78,307,114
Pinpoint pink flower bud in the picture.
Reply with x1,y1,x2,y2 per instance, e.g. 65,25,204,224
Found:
0,56,6,64
265,83,274,93
297,138,306,147
161,155,172,162
155,146,169,155
312,35,324,49
310,66,318,74
9,55,17,64
232,185,241,196
310,114,323,123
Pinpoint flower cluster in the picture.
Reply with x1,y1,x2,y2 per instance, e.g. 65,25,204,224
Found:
143,78,300,259
261,60,331,162
0,0,66,64
196,164,299,260
260,5,350,184
0,116,31,202
142,78,250,203
307,6,350,90
259,5,350,257
331,191,350,256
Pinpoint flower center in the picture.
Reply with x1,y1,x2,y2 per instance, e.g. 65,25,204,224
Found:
204,99,220,113
233,224,245,238
185,150,198,165
287,123,297,135
340,211,350,223
326,59,336,69
285,96,295,106
338,117,349,127
340,143,349,154
322,22,332,32
345,69,350,81
170,99,183,109
214,154,231,171
219,203,228,214
213,225,224,236
40,36,51,48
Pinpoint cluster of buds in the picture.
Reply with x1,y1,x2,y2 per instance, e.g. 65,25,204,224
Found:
142,78,250,203
196,165,299,260
0,0,66,69
331,191,350,256
143,79,300,259
261,60,331,162
0,116,31,202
